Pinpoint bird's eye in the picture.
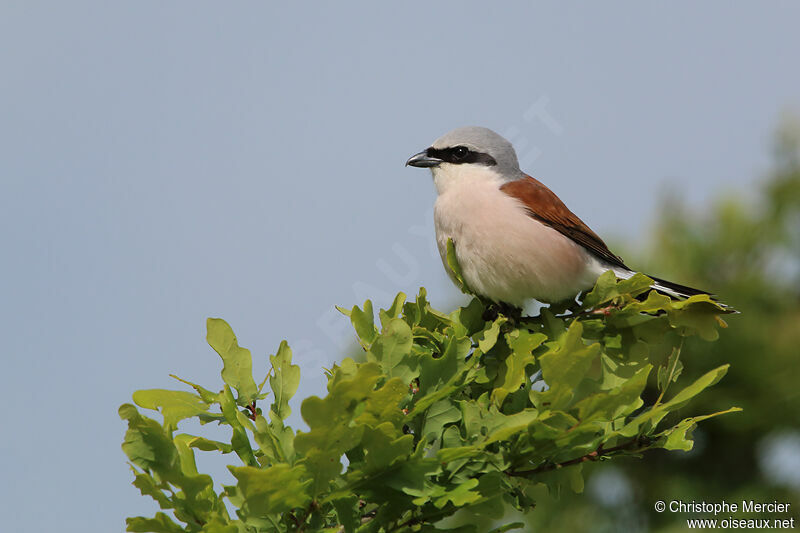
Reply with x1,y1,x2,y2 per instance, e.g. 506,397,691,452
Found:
453,146,469,159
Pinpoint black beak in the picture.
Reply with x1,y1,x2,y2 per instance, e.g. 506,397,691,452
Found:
405,150,442,168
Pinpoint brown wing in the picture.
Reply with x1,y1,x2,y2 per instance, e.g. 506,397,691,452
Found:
500,175,628,269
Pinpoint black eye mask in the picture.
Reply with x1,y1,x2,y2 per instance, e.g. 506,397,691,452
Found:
426,146,497,166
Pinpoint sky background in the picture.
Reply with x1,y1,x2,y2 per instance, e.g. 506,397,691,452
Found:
2,2,800,531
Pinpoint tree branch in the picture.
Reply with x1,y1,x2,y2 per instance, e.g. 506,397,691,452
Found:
506,437,651,478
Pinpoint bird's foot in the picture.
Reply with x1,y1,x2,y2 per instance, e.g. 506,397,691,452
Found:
481,305,499,322
481,298,499,321
483,301,522,325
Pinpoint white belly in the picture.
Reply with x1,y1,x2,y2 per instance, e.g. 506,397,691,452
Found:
432,170,601,306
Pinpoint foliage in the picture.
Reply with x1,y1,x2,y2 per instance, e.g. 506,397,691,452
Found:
521,118,800,532
120,261,736,532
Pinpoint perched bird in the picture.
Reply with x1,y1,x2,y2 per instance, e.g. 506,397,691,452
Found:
406,126,710,308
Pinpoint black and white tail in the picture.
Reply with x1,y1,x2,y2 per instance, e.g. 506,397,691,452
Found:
611,267,737,312
646,274,712,300
613,268,713,300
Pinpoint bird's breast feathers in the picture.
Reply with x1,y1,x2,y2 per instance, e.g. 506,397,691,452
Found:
432,169,604,305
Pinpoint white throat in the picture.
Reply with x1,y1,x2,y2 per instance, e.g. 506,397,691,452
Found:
431,163,510,196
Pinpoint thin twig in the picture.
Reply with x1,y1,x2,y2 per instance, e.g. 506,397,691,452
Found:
505,438,649,477
246,400,258,421
295,500,317,533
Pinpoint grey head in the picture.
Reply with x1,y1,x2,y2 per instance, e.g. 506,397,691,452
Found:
406,126,523,178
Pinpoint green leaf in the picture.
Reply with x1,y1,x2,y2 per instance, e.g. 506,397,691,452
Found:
410,477,481,508
582,271,653,308
467,472,509,519
420,334,471,388
379,292,407,327
169,374,219,404
121,404,216,525
532,321,601,411
131,471,172,509
268,340,300,421
343,299,378,348
251,412,294,464
450,298,486,337
360,423,414,472
574,364,651,422
185,436,233,454
368,318,416,383
433,478,481,507
482,408,540,447
331,496,360,533
616,365,731,438
657,407,742,451
445,238,471,294
119,404,179,474
492,330,545,407
436,445,481,464
475,317,506,353
132,389,209,432
411,336,477,417
355,376,408,430
198,519,239,533
539,308,566,339
487,523,526,533
505,329,547,357
229,463,312,515
667,295,728,341
665,364,730,408
206,318,258,404
295,363,383,495
126,513,185,533
218,386,258,467
421,399,462,442
657,345,684,395
173,433,202,477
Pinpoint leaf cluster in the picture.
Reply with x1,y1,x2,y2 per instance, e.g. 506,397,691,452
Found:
525,118,800,532
120,271,736,532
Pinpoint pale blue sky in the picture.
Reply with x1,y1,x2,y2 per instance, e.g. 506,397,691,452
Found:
2,2,799,531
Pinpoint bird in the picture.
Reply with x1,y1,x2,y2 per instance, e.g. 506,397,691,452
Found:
406,126,712,308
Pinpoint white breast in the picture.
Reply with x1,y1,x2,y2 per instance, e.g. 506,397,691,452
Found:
432,166,603,306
